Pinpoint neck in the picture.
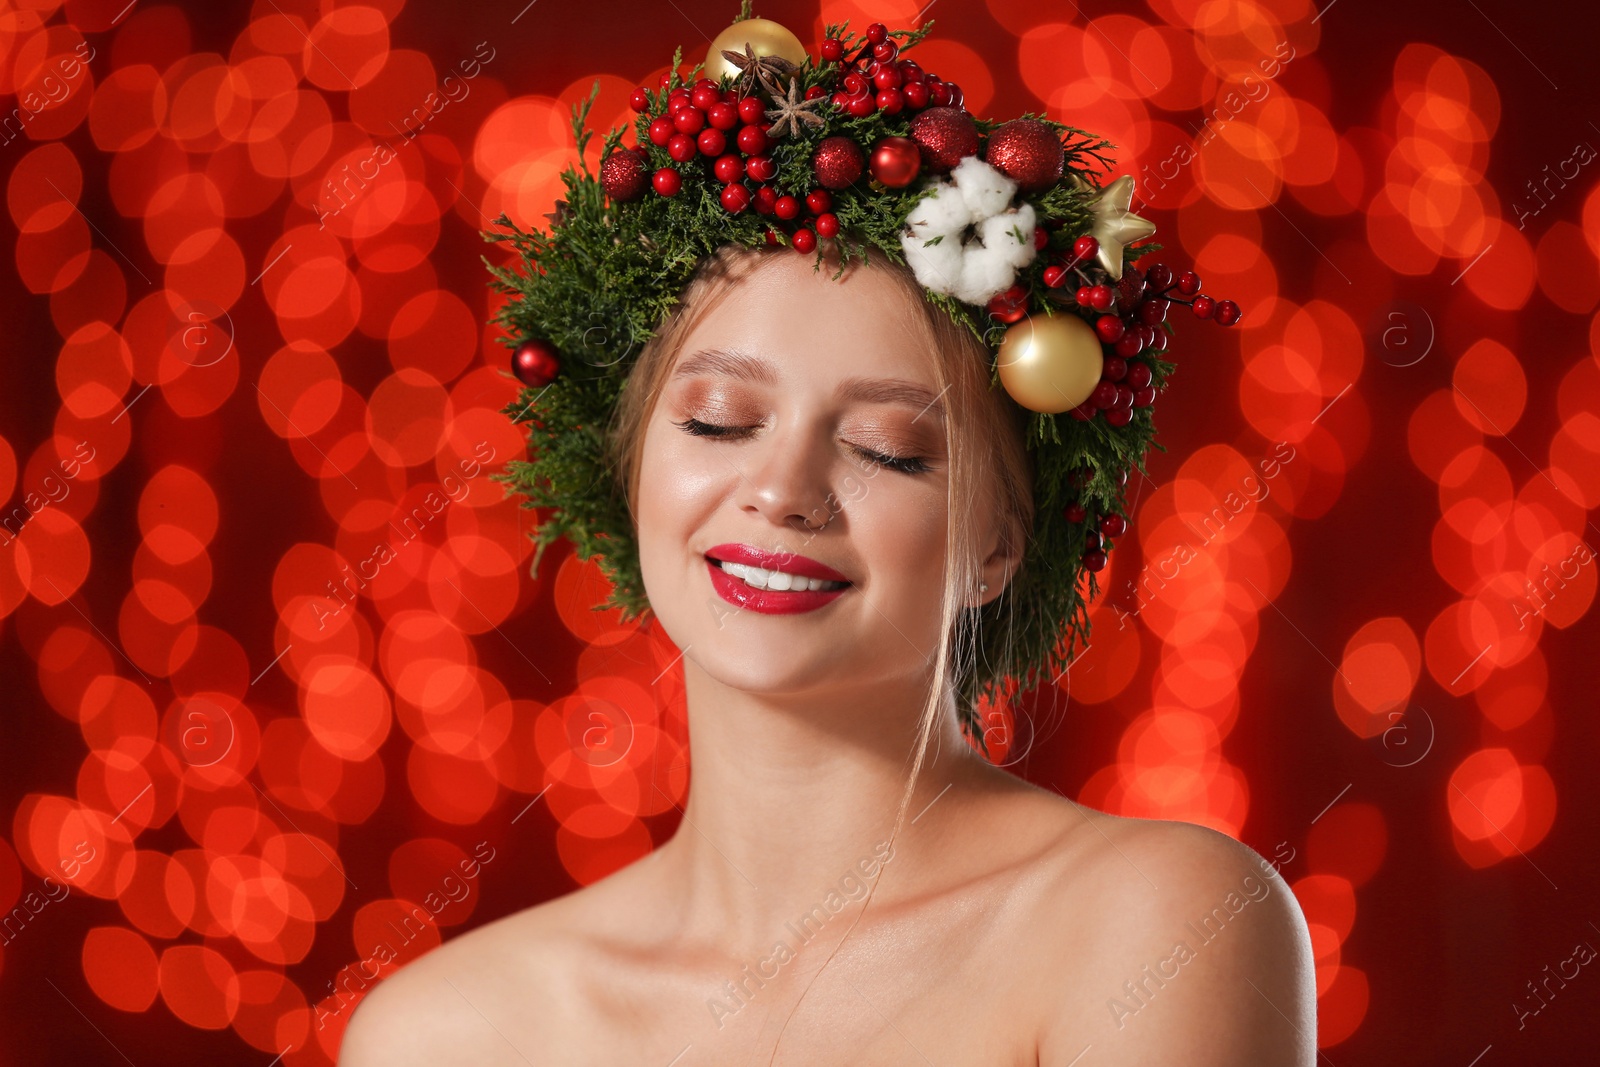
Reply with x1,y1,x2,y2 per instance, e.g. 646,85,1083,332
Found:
658,653,989,951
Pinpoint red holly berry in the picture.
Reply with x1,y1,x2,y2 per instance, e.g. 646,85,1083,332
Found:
1088,285,1114,311
1105,408,1133,428
793,227,817,254
1083,549,1107,572
866,22,888,44
1043,265,1068,288
1214,300,1241,326
1102,357,1127,382
737,125,769,155
745,154,777,182
821,37,843,62
873,39,899,63
815,212,840,238
707,101,739,130
774,195,800,220
1095,315,1126,343
1064,503,1087,523
1132,386,1157,407
1138,298,1169,325
943,82,964,109
630,87,650,111
648,116,675,146
1192,295,1215,319
737,96,765,124
1176,270,1201,296
1100,514,1127,537
697,128,725,156
902,81,930,109
1144,263,1173,290
652,168,682,196
846,93,875,117
874,66,903,90
876,88,904,115
1126,363,1152,389
806,189,833,214
1114,331,1143,358
667,134,696,163
1090,382,1117,409
843,72,868,95
721,183,752,213
930,81,951,106
1033,226,1049,250
753,185,778,215
691,84,720,110
805,86,825,100
713,154,744,183
657,72,673,89
1075,286,1094,306
674,107,705,134
1073,236,1099,262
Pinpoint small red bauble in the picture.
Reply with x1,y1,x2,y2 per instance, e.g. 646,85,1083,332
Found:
737,124,769,155
629,87,650,111
813,136,865,189
600,147,649,202
745,154,777,182
806,189,832,214
1192,295,1216,319
1094,315,1126,343
1214,300,1241,326
721,183,752,213
792,227,818,254
651,167,682,196
697,128,726,156
707,101,739,130
869,135,921,188
815,212,840,238
984,118,1065,192
737,96,764,124
648,116,675,146
713,154,744,183
908,107,980,174
512,338,560,387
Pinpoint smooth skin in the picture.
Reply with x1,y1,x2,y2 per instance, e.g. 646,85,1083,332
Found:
338,251,1317,1066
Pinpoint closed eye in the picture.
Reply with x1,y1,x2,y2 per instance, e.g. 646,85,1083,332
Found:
671,418,933,475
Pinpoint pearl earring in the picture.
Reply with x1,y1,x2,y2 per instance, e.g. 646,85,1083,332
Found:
980,582,989,592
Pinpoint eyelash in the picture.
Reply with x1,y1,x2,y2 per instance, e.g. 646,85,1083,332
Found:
672,418,933,475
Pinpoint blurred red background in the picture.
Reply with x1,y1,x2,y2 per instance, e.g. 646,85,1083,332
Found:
2,0,1598,1063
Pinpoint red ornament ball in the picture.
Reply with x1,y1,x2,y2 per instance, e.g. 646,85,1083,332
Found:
512,338,560,387
869,135,921,188
984,118,1065,192
908,106,980,174
600,148,649,201
813,135,865,189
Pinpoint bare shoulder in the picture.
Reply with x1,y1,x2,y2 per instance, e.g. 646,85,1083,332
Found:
336,867,642,1067
1024,796,1317,1067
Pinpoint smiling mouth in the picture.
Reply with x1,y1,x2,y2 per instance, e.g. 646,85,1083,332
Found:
706,557,851,593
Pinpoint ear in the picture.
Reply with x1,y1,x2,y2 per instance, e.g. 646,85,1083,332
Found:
974,511,1025,608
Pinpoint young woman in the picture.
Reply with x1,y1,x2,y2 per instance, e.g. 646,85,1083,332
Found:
337,240,1317,1065
337,3,1312,1059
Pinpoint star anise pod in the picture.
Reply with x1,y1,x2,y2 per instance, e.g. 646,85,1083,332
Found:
763,74,827,140
544,199,572,228
721,41,799,96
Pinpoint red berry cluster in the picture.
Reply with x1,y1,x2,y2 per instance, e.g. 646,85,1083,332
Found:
1058,261,1241,426
821,21,962,119
1062,472,1131,573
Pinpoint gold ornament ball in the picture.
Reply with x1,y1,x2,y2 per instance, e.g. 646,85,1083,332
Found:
702,18,809,84
995,313,1105,414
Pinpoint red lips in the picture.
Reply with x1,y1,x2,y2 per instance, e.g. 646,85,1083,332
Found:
704,543,851,584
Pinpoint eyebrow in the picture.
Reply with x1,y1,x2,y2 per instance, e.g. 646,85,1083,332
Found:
670,348,947,421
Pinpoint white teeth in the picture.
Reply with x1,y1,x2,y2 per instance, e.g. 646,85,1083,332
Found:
717,560,847,592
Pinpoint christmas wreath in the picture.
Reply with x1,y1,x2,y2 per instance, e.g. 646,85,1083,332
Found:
485,3,1241,743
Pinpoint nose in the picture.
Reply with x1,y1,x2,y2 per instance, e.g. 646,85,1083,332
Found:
732,423,837,534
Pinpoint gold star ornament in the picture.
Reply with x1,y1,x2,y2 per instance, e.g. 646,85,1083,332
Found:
1071,175,1157,280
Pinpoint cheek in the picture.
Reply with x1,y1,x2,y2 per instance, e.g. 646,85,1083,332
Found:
636,423,726,569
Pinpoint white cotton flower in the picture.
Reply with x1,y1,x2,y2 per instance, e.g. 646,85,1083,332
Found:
898,157,1040,306
951,156,1018,219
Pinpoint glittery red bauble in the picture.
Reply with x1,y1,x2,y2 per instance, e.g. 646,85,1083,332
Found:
908,107,979,173
869,136,921,188
512,339,561,387
600,147,649,201
984,118,1064,192
812,135,865,190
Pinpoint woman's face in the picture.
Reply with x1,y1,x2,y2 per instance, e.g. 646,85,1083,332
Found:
636,252,969,702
